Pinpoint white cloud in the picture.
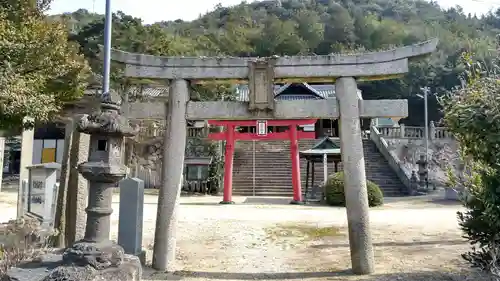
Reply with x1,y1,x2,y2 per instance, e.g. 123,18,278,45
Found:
438,0,499,15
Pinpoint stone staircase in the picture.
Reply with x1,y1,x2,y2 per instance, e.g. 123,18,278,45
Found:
232,139,404,197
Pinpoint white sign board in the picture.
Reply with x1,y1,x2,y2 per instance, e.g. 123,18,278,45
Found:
28,174,46,218
257,120,267,136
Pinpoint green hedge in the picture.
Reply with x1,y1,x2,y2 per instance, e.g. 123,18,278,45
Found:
324,172,384,207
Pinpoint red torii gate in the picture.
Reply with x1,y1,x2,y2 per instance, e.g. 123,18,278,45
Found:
208,119,317,204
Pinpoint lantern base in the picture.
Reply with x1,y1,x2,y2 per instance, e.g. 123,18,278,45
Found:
6,251,142,281
62,240,125,269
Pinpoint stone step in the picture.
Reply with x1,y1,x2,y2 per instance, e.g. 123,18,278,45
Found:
233,189,403,197
233,182,403,188
232,139,405,197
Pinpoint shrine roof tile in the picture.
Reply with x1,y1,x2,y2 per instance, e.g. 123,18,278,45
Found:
236,83,338,102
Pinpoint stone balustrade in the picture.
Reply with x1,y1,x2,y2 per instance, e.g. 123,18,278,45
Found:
376,121,452,140
433,126,451,139
133,121,206,142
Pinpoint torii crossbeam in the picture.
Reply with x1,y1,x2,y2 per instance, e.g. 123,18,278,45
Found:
108,38,438,275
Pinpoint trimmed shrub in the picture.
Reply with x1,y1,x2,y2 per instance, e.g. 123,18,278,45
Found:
324,172,384,207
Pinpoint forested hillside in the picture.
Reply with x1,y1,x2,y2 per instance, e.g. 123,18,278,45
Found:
53,0,500,125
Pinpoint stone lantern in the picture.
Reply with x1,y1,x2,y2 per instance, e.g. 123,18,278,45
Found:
416,154,428,190
42,93,141,280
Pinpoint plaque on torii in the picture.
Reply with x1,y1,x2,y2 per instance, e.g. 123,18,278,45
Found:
107,38,439,274
248,59,275,113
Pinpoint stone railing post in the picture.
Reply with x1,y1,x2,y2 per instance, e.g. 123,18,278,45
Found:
151,122,159,137
399,123,405,138
336,77,374,274
429,121,436,140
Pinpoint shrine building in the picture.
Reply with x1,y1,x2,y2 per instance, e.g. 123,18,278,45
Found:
234,82,373,137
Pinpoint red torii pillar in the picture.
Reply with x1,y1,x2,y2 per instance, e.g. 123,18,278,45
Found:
289,125,302,204
208,120,316,204
221,124,235,204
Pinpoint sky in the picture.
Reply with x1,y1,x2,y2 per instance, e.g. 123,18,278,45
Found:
47,0,500,24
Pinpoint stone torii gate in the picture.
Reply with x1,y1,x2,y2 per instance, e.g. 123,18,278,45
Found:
108,39,438,274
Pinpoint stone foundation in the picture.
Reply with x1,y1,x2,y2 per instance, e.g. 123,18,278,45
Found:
7,252,142,281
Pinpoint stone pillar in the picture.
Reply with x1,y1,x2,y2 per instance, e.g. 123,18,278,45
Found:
0,136,5,191
399,124,405,138
54,119,73,247
65,121,90,245
336,77,374,275
152,79,189,271
17,119,34,218
122,89,134,168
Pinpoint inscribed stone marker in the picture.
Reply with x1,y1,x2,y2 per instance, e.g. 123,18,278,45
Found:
118,177,145,263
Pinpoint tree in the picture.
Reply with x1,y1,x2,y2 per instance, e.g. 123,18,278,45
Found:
294,9,324,52
442,53,500,277
252,15,307,56
317,3,356,54
58,0,500,126
0,0,90,131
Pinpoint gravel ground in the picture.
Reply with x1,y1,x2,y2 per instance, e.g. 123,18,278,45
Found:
114,195,493,281
0,190,495,281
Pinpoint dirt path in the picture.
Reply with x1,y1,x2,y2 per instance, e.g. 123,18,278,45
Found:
129,196,494,281
0,190,493,281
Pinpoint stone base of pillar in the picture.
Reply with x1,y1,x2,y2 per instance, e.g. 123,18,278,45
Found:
219,200,235,205
7,251,142,281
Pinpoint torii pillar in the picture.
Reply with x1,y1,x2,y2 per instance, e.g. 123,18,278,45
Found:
108,38,438,274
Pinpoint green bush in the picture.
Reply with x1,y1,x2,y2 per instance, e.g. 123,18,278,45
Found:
324,172,384,207
441,54,500,274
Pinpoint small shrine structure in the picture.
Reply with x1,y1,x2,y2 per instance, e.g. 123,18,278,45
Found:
300,137,342,196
